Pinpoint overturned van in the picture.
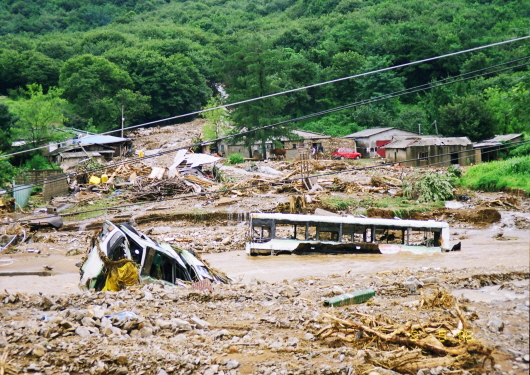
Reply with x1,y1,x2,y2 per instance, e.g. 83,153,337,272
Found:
79,221,229,291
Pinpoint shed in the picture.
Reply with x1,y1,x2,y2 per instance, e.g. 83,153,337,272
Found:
217,130,355,160
473,133,523,163
384,136,474,167
75,135,132,157
46,144,118,170
343,128,418,158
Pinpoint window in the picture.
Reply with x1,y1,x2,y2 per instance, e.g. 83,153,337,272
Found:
419,151,428,160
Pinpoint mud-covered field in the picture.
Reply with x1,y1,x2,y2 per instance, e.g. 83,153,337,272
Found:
1,124,529,375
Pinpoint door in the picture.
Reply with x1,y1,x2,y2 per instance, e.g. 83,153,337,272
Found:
376,140,391,158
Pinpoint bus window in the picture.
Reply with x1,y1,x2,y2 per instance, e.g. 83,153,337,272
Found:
252,226,271,241
318,231,339,241
275,224,292,239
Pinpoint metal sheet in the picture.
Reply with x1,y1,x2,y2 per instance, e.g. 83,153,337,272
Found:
13,184,33,209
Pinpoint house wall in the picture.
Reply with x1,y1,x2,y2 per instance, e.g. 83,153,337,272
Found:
219,138,357,160
386,145,475,167
350,129,418,158
283,138,357,159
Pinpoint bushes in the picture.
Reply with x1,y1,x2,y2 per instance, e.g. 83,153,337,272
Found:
226,153,244,165
403,170,455,203
458,156,530,194
322,196,356,210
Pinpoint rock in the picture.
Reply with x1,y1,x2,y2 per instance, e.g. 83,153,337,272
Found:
139,326,153,338
32,345,46,357
143,290,154,301
27,363,40,372
522,354,529,363
191,316,210,329
75,326,92,338
221,236,232,245
373,367,400,375
421,277,439,284
81,316,95,327
116,355,128,365
277,318,290,328
332,285,346,295
173,318,192,331
92,308,105,319
402,276,424,294
487,316,504,332
115,366,128,375
151,226,172,234
226,359,240,369
303,333,314,341
204,365,219,375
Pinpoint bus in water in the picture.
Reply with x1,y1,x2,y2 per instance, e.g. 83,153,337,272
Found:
246,213,460,256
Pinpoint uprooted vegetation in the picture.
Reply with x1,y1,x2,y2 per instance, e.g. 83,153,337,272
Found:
317,289,494,374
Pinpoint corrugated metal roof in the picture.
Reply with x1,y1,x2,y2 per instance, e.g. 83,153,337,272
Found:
343,127,394,138
343,127,418,139
77,135,131,145
385,136,472,149
473,142,502,148
291,130,331,139
482,133,522,143
59,151,103,158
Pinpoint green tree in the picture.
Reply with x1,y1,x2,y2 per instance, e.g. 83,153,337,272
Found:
0,103,17,152
438,95,495,141
0,156,16,188
59,54,134,131
115,89,151,130
9,84,68,146
105,48,211,120
201,97,230,140
220,36,291,158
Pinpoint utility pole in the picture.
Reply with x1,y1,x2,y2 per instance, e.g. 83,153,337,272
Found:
433,120,439,135
121,105,125,138
418,123,421,136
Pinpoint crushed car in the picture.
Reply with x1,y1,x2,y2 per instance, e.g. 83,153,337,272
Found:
79,221,230,291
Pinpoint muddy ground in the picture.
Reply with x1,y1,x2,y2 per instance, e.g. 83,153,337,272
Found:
0,123,529,375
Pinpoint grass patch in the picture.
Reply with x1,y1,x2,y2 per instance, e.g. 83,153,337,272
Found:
322,196,357,210
364,196,444,218
458,156,530,194
226,153,244,165
61,199,117,221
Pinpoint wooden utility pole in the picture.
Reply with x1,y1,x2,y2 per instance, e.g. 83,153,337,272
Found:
121,105,125,138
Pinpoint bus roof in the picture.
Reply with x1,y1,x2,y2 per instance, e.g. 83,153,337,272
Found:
250,213,449,230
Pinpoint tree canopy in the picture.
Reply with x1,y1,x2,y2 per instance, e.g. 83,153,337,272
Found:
0,0,527,145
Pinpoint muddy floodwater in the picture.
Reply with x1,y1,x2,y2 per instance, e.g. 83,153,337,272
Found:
1,223,528,294
204,226,529,282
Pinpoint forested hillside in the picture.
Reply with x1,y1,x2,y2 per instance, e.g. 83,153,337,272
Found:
0,0,529,168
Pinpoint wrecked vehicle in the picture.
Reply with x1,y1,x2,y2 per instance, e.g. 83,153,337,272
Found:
79,221,229,291
246,213,461,255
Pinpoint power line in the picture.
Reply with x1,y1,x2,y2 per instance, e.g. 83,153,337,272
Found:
2,35,528,159
97,35,530,135
3,57,529,196
2,139,527,226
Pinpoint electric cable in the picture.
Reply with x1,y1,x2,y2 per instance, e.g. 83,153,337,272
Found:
1,138,527,226
2,36,528,159
3,56,529,196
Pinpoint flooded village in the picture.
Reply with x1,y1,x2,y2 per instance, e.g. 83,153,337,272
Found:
1,121,529,375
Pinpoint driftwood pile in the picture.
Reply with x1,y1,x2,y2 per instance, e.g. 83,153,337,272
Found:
316,289,494,374
129,179,195,202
